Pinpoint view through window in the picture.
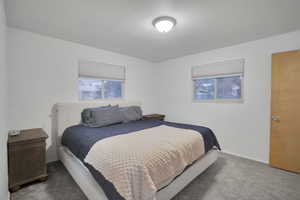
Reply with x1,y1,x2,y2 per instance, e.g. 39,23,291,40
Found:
193,75,242,101
79,77,123,100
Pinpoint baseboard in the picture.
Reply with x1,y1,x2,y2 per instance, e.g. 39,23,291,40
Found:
221,150,268,165
47,158,59,164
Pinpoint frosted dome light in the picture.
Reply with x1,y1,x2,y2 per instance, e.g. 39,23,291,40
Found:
153,16,176,33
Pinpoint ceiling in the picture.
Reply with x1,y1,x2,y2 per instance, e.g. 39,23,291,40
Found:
4,0,300,62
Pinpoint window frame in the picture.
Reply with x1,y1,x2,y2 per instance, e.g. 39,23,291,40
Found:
78,76,125,101
192,73,244,103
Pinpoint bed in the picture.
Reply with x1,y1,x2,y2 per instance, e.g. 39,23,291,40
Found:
54,101,220,200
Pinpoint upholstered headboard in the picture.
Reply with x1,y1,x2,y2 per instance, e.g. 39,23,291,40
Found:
54,101,142,148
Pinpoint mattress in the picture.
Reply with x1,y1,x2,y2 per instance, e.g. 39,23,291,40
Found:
59,146,218,200
61,119,220,200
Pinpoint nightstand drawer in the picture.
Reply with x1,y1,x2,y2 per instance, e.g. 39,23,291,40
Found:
9,141,46,186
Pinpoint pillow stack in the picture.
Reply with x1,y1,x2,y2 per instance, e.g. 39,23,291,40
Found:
81,105,143,127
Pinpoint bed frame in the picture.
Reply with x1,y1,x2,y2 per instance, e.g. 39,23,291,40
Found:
54,101,218,200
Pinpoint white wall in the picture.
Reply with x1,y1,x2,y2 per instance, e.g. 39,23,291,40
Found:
0,0,8,199
155,30,300,163
7,28,158,162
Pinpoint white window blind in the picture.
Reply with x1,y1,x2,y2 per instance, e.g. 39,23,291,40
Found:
79,60,125,80
191,59,245,79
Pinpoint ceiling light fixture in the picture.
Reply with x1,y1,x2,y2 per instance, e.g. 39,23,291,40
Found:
152,16,177,33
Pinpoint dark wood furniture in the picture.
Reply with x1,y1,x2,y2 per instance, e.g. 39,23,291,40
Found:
143,114,165,121
8,128,48,192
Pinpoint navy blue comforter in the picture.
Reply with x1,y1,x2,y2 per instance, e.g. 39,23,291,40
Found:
62,119,220,200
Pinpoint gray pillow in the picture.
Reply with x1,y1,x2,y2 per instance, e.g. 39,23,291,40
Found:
81,105,111,126
119,106,143,123
82,105,123,127
92,106,123,127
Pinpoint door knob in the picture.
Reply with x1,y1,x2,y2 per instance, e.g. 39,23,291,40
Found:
271,116,280,122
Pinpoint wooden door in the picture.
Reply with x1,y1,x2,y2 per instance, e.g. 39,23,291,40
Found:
270,50,300,173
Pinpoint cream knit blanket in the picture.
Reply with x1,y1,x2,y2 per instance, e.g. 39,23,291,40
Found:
84,125,205,200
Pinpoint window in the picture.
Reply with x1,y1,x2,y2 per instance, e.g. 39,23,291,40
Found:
216,76,241,99
193,75,243,101
191,59,244,102
78,60,125,100
194,78,215,100
79,77,123,100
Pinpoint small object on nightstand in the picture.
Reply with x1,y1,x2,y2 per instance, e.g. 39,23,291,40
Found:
8,130,21,136
8,128,48,192
143,114,165,121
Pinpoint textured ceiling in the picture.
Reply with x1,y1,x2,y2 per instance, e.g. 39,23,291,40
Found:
4,0,300,62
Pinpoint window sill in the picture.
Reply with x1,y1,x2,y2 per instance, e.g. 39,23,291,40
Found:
192,99,244,104
79,97,125,102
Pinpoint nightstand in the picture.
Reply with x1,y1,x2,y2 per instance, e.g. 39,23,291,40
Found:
8,128,48,192
143,114,165,121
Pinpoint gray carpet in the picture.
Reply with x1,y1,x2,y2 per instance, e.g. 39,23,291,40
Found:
11,153,300,200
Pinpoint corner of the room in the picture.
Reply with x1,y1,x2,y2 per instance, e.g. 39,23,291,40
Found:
0,0,9,199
